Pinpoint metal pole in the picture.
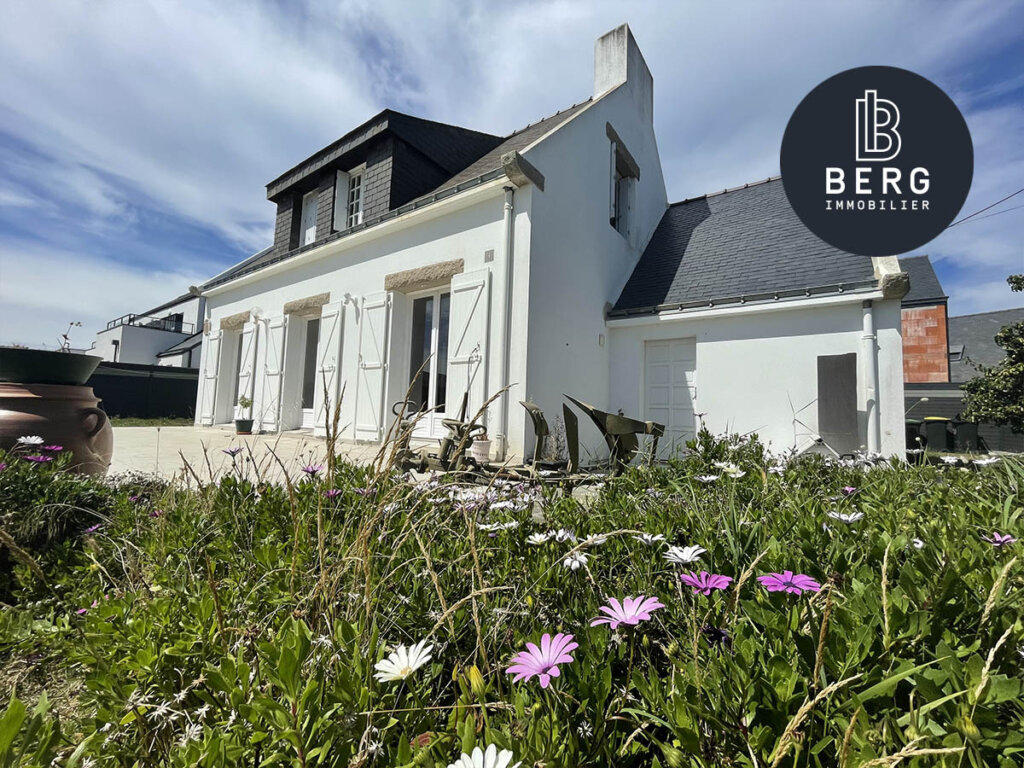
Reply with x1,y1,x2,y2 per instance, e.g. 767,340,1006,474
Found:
495,185,515,460
862,300,881,453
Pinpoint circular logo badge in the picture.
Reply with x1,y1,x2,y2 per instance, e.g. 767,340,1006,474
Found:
781,66,973,257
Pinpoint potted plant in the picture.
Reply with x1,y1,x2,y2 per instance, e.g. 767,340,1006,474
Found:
235,395,254,435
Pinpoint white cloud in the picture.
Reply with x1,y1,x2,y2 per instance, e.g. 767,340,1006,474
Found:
0,0,1020,348
0,242,205,350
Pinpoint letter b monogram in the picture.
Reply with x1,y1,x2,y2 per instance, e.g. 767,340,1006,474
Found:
856,90,901,162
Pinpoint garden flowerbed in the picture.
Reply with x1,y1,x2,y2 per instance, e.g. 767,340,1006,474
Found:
0,432,1022,766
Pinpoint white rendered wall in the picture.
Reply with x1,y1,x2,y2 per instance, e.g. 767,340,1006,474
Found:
92,324,192,365
607,296,906,458
195,184,535,455
516,82,668,457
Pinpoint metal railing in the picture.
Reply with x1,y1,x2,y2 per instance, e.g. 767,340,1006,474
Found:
105,313,194,334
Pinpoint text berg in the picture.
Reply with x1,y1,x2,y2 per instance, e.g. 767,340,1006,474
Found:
825,167,930,195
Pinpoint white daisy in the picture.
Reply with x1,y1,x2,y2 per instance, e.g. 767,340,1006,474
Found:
633,533,665,546
446,744,522,768
912,538,925,549
940,456,960,465
551,528,577,543
527,533,551,545
714,462,743,477
582,535,608,547
373,639,434,683
477,521,519,532
973,457,999,466
695,474,720,483
664,545,706,565
768,465,786,475
827,510,864,524
17,435,44,445
563,552,588,571
725,469,746,479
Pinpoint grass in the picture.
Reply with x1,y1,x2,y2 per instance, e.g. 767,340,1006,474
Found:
108,416,194,427
0,429,1021,767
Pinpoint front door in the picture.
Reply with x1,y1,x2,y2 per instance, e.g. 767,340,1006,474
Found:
300,317,320,430
408,290,450,437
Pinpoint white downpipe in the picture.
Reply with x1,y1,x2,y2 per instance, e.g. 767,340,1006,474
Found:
862,300,881,453
495,186,515,460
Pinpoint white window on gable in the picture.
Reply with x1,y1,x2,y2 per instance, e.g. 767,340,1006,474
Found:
347,169,364,227
607,125,639,239
333,166,365,231
300,190,318,246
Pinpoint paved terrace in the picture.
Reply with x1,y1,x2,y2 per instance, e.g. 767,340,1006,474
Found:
108,426,390,482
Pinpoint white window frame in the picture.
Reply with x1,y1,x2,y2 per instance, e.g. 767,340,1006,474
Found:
346,166,365,228
608,132,638,241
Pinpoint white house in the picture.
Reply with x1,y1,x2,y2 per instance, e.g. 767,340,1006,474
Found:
194,25,907,460
91,292,205,368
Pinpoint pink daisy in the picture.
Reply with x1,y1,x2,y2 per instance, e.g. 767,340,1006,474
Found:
589,596,665,629
757,571,821,595
506,632,578,688
679,571,734,595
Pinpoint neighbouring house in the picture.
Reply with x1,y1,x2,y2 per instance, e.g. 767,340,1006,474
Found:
194,25,908,459
91,293,205,368
898,255,949,383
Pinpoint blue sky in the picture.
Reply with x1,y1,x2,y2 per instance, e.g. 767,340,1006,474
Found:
1,0,1021,349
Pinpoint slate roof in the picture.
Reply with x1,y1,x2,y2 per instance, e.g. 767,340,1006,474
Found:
204,100,592,290
611,177,878,315
156,331,203,358
266,110,503,200
139,292,194,317
430,100,592,191
948,307,1024,382
898,255,947,306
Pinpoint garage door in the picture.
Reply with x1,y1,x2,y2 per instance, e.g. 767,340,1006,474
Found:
645,339,696,458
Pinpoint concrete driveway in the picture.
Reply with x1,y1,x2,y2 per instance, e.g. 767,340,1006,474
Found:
108,426,385,481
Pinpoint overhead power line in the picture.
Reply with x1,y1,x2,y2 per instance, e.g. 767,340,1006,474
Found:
946,186,1024,229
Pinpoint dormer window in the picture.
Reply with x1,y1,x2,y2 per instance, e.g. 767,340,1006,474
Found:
334,166,365,231
607,124,640,240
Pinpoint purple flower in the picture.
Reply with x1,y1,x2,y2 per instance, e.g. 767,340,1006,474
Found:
590,596,665,629
757,571,821,595
841,486,857,496
84,524,101,534
76,607,88,615
0,462,6,472
354,485,376,497
149,509,163,518
301,464,323,477
506,632,578,688
42,445,63,452
23,455,53,463
982,531,1017,548
679,571,734,596
223,447,243,457
323,489,343,498
128,495,143,503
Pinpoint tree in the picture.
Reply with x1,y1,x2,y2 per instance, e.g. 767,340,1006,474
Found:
961,274,1024,433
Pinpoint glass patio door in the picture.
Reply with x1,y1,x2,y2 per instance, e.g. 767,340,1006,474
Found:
408,290,450,437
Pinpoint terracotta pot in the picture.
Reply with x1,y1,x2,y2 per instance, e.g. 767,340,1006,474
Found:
0,383,113,475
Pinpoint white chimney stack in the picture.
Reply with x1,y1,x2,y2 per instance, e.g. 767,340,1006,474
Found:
593,24,654,121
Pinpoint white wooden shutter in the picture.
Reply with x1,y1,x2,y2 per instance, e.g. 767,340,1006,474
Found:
333,170,350,231
313,301,345,433
609,140,618,222
199,330,221,425
355,292,391,441
259,316,287,432
235,321,257,418
447,269,490,424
